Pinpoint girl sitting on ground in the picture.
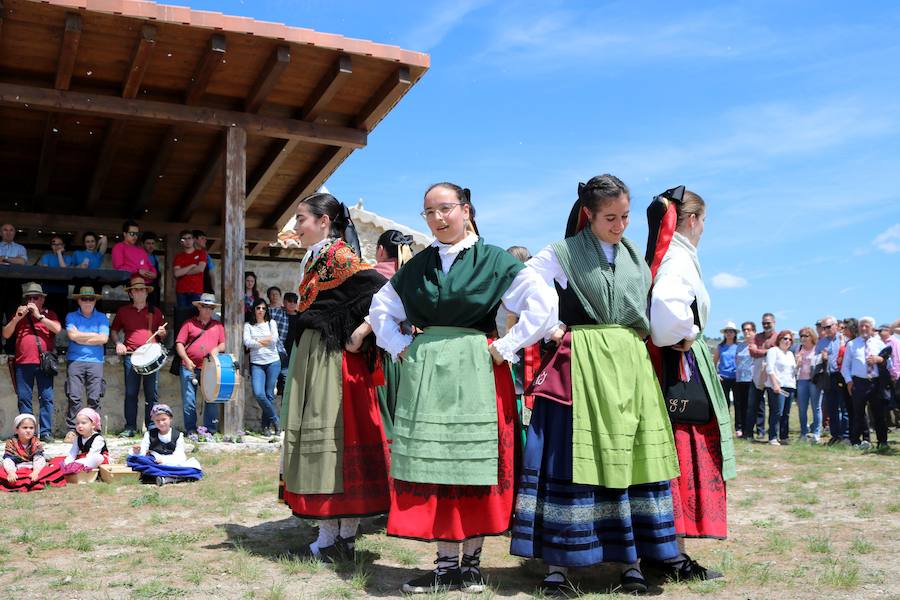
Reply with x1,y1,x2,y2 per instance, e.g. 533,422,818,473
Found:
61,408,109,474
127,404,203,485
2,414,66,492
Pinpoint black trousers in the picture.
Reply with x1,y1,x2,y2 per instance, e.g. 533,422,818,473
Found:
744,385,766,438
850,377,886,444
732,381,751,432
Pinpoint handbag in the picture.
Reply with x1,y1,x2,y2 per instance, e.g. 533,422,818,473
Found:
28,317,59,377
169,320,212,375
660,299,711,424
526,332,573,406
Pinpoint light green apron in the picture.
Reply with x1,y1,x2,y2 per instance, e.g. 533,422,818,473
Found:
391,326,498,486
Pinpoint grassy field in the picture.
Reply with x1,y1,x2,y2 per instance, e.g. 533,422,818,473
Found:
0,432,898,600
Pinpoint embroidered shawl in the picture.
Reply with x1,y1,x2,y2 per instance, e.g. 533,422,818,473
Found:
4,436,44,465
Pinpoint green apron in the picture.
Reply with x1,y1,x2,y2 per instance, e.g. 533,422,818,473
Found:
391,326,498,486
692,334,737,481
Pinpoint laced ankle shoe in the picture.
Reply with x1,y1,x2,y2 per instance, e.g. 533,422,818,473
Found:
334,535,356,562
460,548,485,593
620,566,647,594
645,554,722,582
540,571,574,597
401,562,461,594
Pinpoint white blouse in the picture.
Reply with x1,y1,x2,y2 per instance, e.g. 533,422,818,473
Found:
765,347,797,389
649,232,711,348
129,429,203,470
244,320,281,365
64,434,106,469
369,234,559,362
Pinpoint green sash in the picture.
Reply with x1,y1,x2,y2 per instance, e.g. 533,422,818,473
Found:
391,327,498,486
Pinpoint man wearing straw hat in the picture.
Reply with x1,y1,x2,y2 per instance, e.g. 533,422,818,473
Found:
1,282,62,441
110,277,167,437
64,286,110,443
175,293,225,434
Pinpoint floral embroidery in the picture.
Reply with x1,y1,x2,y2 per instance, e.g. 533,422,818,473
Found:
297,240,370,312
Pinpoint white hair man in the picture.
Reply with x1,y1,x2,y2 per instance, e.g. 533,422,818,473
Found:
840,317,887,450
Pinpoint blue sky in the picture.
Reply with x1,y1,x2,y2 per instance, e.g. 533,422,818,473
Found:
194,0,899,333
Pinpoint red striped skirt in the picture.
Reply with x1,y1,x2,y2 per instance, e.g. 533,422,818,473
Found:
670,419,727,539
387,362,519,542
0,456,66,492
281,351,391,519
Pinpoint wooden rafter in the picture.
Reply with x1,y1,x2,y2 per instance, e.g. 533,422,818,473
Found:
85,25,157,213
0,1,5,47
132,34,226,217
34,12,82,199
245,55,353,217
178,45,291,223
355,66,411,132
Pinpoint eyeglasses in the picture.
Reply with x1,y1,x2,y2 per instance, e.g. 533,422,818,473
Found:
800,334,810,338
78,297,97,302
23,295,41,301
180,237,193,241
742,327,754,331
255,306,267,311
780,337,792,343
125,231,140,237
762,321,774,326
421,203,463,220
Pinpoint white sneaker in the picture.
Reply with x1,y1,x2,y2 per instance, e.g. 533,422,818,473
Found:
858,440,871,450
768,439,781,446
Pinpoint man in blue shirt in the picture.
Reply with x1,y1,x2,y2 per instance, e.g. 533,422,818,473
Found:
818,315,849,444
841,317,887,450
64,286,109,442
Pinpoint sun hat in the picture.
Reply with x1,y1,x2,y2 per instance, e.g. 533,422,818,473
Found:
192,293,220,308
720,321,738,334
125,276,154,292
72,285,102,299
21,282,46,298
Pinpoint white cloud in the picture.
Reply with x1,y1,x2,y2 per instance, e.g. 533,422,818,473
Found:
873,223,900,253
711,272,748,289
402,0,490,51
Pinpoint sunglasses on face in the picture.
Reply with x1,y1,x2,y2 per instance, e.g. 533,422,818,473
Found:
800,334,810,338
24,295,41,301
78,297,97,303
125,231,140,237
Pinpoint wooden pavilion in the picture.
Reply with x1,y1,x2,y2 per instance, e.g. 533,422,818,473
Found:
0,0,429,432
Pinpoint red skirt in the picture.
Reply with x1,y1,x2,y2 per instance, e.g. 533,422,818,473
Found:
670,419,728,539
0,456,66,492
282,351,391,519
387,362,519,542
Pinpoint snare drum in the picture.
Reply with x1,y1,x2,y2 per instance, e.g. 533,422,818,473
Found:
131,343,168,376
201,353,238,404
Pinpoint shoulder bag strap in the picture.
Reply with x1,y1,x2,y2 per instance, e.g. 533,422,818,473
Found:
27,316,46,354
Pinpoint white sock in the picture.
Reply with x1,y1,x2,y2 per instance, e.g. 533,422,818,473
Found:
435,542,459,573
544,566,568,583
461,537,484,573
339,518,360,543
313,519,339,550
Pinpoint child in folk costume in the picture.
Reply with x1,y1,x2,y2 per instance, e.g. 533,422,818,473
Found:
280,193,390,563
646,186,735,580
127,404,203,485
371,229,416,442
369,182,558,594
2,413,65,492
61,408,109,474
509,175,681,594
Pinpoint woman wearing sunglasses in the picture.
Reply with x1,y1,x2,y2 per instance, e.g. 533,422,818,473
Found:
765,331,797,444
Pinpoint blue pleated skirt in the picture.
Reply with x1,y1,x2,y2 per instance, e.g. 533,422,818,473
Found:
510,399,679,567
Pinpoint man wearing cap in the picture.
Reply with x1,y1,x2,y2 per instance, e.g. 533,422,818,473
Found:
64,286,110,442
110,277,167,437
1,283,62,441
111,220,157,284
175,293,225,434
172,230,207,307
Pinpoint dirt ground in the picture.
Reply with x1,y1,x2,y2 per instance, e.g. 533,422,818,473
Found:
1,429,898,600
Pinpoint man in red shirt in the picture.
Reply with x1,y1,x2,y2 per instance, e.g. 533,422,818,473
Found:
175,293,225,434
1,282,62,441
172,230,207,307
745,312,779,440
110,277,167,437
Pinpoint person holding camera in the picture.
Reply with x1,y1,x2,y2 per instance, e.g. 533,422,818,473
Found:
1,283,62,441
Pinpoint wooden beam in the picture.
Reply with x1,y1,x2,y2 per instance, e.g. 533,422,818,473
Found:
244,45,290,113
222,126,246,435
85,25,157,213
0,209,278,244
0,1,5,47
0,83,368,146
355,67,411,132
34,12,83,199
185,34,227,106
245,55,353,213
302,55,352,122
174,134,225,222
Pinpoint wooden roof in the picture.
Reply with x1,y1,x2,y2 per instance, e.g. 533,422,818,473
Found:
0,0,428,247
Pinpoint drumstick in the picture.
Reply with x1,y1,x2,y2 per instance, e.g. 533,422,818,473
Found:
141,322,169,345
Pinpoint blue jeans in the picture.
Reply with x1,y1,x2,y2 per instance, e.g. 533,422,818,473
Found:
745,385,766,438
824,373,849,439
176,293,202,307
250,360,281,429
180,366,218,433
123,356,159,431
796,379,821,437
15,364,55,436
766,387,795,440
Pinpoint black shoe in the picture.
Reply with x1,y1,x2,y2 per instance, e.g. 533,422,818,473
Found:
620,567,648,594
155,476,179,486
402,568,462,594
460,549,485,594
540,571,575,597
39,434,53,443
644,555,722,582
118,429,136,438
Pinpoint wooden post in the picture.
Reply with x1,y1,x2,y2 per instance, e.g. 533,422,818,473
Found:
222,126,246,434
164,232,178,323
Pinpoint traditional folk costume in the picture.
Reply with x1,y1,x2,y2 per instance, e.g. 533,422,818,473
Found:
510,218,681,585
646,187,735,545
369,232,557,590
280,237,390,558
2,414,66,492
127,407,203,484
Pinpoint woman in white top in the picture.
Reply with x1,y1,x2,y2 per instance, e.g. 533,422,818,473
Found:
765,330,797,445
244,298,281,434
